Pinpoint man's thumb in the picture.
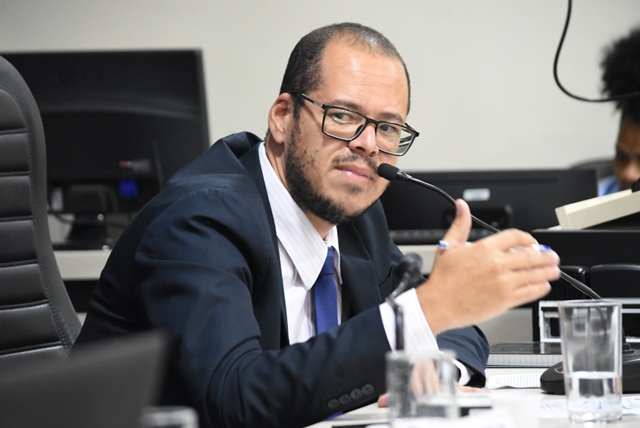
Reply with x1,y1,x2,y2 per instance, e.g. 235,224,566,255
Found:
442,199,471,244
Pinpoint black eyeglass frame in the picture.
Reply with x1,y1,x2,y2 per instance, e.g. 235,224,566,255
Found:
291,92,419,156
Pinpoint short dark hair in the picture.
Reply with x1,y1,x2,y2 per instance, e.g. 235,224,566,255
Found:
279,22,411,114
601,26,640,123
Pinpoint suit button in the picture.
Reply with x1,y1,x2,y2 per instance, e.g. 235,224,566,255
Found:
350,389,363,400
362,384,374,396
327,399,340,409
339,394,352,405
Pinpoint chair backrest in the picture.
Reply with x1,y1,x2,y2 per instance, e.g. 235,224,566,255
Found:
0,55,81,371
589,264,640,298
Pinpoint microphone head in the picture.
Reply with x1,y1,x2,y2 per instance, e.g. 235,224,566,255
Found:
391,252,424,299
377,163,400,181
397,252,423,279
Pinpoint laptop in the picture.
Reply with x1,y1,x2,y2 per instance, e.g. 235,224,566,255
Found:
0,330,168,428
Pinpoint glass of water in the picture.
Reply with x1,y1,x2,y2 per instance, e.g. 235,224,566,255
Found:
386,349,459,427
559,300,622,423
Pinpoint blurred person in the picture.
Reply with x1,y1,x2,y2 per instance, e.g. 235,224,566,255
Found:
599,26,640,195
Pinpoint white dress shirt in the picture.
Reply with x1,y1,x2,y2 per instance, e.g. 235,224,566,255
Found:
257,142,469,383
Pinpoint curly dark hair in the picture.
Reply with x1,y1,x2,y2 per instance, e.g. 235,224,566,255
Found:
601,26,640,123
278,22,411,116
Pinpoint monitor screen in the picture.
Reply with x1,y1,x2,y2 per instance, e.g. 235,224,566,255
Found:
380,168,598,245
2,50,210,248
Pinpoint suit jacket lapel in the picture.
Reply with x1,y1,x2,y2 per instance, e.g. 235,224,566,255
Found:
238,138,290,347
338,224,385,321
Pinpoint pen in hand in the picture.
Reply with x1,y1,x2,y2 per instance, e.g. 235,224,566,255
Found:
438,240,551,253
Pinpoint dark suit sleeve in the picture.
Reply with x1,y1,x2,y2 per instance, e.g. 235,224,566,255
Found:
437,326,489,387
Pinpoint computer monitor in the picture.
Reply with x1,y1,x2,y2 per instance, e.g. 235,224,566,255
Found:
1,50,210,248
380,168,598,245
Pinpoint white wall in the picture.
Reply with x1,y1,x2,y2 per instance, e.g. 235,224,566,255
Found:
1,0,638,172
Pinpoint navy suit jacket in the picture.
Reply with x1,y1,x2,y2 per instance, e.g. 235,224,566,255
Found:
74,132,488,428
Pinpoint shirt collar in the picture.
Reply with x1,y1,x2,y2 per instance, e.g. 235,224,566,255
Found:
258,142,341,290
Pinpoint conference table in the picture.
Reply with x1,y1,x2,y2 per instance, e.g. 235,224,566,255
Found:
305,367,640,427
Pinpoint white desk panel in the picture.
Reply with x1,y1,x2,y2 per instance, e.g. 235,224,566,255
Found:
54,246,436,281
54,250,110,281
397,245,437,274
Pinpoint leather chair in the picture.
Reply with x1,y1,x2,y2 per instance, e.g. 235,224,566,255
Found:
0,55,81,372
590,264,640,338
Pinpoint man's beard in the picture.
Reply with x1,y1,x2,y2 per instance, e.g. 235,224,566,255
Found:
284,124,375,225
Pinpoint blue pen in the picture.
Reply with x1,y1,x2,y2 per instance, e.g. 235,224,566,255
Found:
438,240,551,252
437,240,471,250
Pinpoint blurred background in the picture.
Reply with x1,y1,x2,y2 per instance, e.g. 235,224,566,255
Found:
0,0,636,172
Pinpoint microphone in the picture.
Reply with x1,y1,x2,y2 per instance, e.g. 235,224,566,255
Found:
386,252,424,351
377,163,640,394
377,164,500,234
391,252,423,300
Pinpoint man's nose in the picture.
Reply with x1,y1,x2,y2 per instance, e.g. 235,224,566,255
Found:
618,162,640,189
348,123,378,155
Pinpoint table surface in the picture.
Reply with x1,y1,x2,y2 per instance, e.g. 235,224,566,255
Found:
305,368,640,427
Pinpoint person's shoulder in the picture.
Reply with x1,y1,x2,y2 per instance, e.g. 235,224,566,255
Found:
137,143,264,224
598,175,619,196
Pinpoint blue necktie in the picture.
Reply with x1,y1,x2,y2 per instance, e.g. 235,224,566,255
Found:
313,247,338,334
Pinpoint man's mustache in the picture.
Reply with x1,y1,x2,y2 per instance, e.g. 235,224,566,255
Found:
331,154,378,176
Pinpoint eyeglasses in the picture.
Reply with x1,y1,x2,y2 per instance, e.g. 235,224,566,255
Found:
293,93,419,156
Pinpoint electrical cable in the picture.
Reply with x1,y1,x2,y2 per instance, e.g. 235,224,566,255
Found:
553,0,640,103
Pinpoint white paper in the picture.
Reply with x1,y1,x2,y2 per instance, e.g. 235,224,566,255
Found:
540,396,640,418
486,373,541,389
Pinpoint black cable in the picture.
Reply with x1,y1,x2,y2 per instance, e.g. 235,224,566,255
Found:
553,0,640,103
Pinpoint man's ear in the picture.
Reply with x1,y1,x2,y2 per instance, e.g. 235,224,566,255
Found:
268,93,294,145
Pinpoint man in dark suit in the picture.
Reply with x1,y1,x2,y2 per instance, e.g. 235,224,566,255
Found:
74,23,560,428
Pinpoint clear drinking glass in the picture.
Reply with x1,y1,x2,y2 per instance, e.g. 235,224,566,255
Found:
386,349,459,427
559,300,622,423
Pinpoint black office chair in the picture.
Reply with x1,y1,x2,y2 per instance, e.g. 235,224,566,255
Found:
590,264,640,338
589,264,640,297
0,55,81,372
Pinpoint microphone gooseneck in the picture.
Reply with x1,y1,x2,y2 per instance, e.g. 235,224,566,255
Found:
377,163,500,234
386,252,424,351
377,163,603,302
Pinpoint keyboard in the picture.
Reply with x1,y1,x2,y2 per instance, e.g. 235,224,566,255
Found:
389,228,494,245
